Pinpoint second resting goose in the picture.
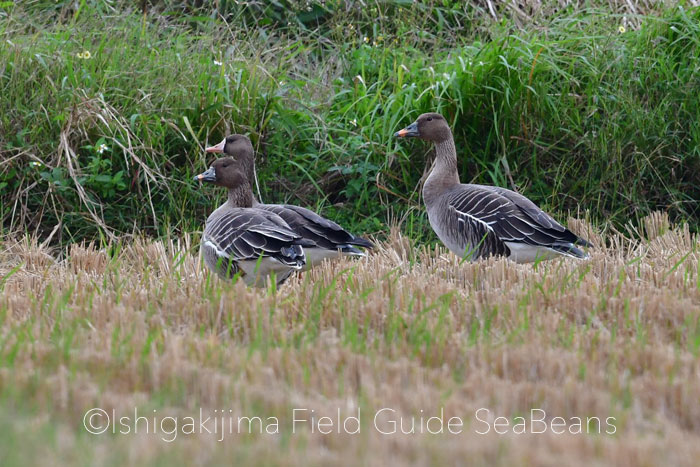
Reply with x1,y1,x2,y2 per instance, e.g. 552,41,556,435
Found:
394,112,591,263
204,134,374,268
195,159,314,287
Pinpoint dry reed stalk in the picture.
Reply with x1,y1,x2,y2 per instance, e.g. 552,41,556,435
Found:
0,213,699,465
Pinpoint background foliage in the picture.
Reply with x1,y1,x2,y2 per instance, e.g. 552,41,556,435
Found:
1,0,699,246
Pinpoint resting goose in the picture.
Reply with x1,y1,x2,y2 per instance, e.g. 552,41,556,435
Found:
204,135,374,268
195,158,314,287
394,112,591,262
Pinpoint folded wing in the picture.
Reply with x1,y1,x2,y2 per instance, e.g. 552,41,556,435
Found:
203,208,311,275
261,204,374,253
445,184,590,259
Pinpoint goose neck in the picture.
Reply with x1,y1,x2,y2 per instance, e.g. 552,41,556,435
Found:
423,137,460,206
227,183,254,208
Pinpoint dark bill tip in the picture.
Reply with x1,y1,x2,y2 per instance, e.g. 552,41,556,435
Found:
194,167,217,183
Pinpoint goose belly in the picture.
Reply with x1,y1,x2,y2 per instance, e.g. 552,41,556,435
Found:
238,258,298,287
201,242,240,279
302,248,344,269
201,242,297,287
504,242,561,263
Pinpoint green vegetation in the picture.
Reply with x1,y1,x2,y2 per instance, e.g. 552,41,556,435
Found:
2,2,699,245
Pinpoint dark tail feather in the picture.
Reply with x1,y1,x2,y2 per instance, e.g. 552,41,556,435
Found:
551,242,590,259
278,245,306,268
349,236,374,249
574,236,593,248
339,245,367,256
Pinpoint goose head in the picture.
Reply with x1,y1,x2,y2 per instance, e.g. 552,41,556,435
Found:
194,157,248,189
199,134,255,184
205,134,254,159
394,112,451,143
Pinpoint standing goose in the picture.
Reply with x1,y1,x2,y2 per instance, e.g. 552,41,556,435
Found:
195,158,314,287
394,112,591,262
204,135,374,268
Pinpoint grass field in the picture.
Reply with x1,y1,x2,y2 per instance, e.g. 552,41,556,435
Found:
1,212,700,465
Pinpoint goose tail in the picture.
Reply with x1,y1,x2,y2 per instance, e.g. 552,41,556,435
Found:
339,245,367,257
551,242,590,259
349,236,374,250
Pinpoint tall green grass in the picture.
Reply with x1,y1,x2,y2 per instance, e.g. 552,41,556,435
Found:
330,10,700,235
1,2,699,246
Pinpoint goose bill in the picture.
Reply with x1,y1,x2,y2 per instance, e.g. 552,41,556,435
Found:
394,122,419,138
195,167,217,182
205,138,226,153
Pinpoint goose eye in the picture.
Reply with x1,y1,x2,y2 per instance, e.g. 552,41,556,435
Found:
427,117,433,121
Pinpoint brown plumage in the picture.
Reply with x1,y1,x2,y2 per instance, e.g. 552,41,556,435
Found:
204,135,374,269
194,158,313,287
395,112,591,262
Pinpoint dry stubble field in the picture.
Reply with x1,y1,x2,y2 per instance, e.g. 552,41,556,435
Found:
1,212,700,466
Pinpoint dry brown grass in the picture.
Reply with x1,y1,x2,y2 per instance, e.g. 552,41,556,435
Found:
1,212,699,466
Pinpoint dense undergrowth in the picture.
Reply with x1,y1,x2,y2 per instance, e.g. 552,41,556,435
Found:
1,1,699,246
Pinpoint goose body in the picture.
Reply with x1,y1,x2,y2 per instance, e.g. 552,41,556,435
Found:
258,203,373,269
204,135,373,269
195,158,313,287
427,184,589,262
395,113,591,263
201,204,312,286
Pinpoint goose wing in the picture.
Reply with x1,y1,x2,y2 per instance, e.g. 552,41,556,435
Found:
482,186,563,231
447,184,586,248
262,204,374,251
204,208,310,268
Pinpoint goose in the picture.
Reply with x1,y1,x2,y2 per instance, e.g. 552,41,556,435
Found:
394,112,591,262
194,159,315,287
204,135,374,268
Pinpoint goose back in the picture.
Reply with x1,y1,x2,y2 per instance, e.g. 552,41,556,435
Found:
202,205,313,286
428,184,590,262
395,112,591,263
261,204,373,250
